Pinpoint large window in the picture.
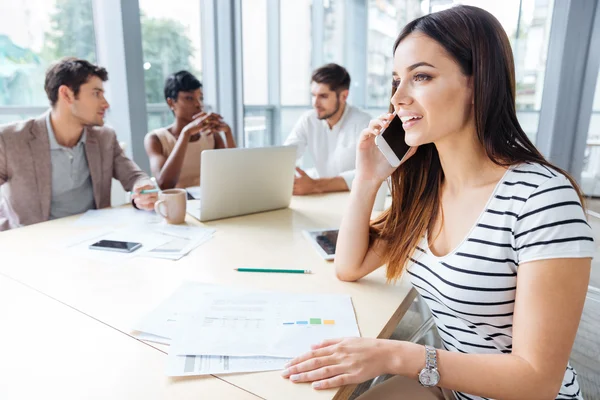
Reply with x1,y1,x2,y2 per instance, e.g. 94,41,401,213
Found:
323,0,345,66
236,0,554,148
581,68,600,196
0,0,96,123
139,0,203,132
280,0,312,107
241,0,269,147
242,0,268,106
279,0,313,146
242,0,315,147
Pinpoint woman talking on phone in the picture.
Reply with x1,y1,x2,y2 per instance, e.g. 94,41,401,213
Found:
281,5,593,400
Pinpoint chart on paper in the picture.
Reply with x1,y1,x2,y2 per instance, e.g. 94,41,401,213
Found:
282,318,336,326
203,316,265,329
171,292,360,358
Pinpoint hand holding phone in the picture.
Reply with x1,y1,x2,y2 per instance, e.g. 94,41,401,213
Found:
355,113,415,183
374,113,412,168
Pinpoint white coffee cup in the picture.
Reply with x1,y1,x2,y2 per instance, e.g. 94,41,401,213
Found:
154,189,187,224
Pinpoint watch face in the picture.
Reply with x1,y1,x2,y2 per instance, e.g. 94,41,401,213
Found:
419,369,440,386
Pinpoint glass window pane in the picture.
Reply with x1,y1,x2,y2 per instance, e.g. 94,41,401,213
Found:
323,0,345,65
241,0,269,147
244,107,271,148
242,0,268,106
581,68,600,196
280,0,312,106
366,0,427,109
512,0,553,112
139,0,202,131
0,0,96,107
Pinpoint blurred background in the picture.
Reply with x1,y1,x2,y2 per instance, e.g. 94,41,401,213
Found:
0,0,598,192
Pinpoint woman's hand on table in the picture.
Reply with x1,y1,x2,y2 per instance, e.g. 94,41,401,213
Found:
281,337,404,390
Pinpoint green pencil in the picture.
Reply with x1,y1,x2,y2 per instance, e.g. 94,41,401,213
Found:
234,268,312,274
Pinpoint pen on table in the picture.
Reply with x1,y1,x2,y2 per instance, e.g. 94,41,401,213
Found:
234,268,312,274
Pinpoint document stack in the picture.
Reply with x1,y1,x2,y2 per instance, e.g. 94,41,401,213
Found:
132,282,361,376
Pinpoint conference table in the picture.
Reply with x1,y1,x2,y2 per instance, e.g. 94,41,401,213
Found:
0,274,258,399
0,192,416,400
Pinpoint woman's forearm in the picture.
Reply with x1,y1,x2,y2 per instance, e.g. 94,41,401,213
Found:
387,341,562,400
334,179,382,281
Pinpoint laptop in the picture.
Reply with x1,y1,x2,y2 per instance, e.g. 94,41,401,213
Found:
186,145,297,222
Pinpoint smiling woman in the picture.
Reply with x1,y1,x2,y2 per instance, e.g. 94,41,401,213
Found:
282,5,594,400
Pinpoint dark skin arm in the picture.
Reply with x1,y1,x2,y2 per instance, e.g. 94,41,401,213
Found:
211,117,236,149
221,124,236,148
214,131,226,149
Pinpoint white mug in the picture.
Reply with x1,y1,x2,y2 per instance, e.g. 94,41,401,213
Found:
154,189,187,224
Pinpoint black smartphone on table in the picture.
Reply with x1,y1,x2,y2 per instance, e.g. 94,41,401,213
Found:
89,240,142,253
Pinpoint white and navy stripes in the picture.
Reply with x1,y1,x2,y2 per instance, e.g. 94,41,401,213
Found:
406,163,594,400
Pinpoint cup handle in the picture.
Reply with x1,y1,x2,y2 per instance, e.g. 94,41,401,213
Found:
154,200,168,219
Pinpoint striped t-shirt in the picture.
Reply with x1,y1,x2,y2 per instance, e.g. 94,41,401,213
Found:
406,162,595,400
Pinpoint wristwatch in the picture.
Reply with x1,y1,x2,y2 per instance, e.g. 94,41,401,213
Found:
418,345,440,387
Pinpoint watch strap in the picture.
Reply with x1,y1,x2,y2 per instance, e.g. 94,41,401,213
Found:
425,345,437,370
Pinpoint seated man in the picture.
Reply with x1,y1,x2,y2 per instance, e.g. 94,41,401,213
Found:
0,57,156,231
284,63,371,195
144,70,236,189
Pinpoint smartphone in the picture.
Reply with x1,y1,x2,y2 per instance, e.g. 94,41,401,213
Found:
374,113,412,168
89,240,142,253
302,229,338,261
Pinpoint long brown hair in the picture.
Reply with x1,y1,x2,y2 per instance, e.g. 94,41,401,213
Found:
371,5,585,282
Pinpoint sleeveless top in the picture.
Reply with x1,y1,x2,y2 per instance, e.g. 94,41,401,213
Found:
150,127,215,188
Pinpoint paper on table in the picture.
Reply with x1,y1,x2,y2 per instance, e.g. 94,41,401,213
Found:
170,292,360,358
166,354,290,376
153,225,215,240
132,331,171,345
132,282,241,340
143,226,215,260
74,208,161,227
144,237,212,261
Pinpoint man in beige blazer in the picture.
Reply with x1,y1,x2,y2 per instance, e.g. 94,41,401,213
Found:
0,58,157,231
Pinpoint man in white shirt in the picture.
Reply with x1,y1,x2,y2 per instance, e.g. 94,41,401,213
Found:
284,63,371,195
